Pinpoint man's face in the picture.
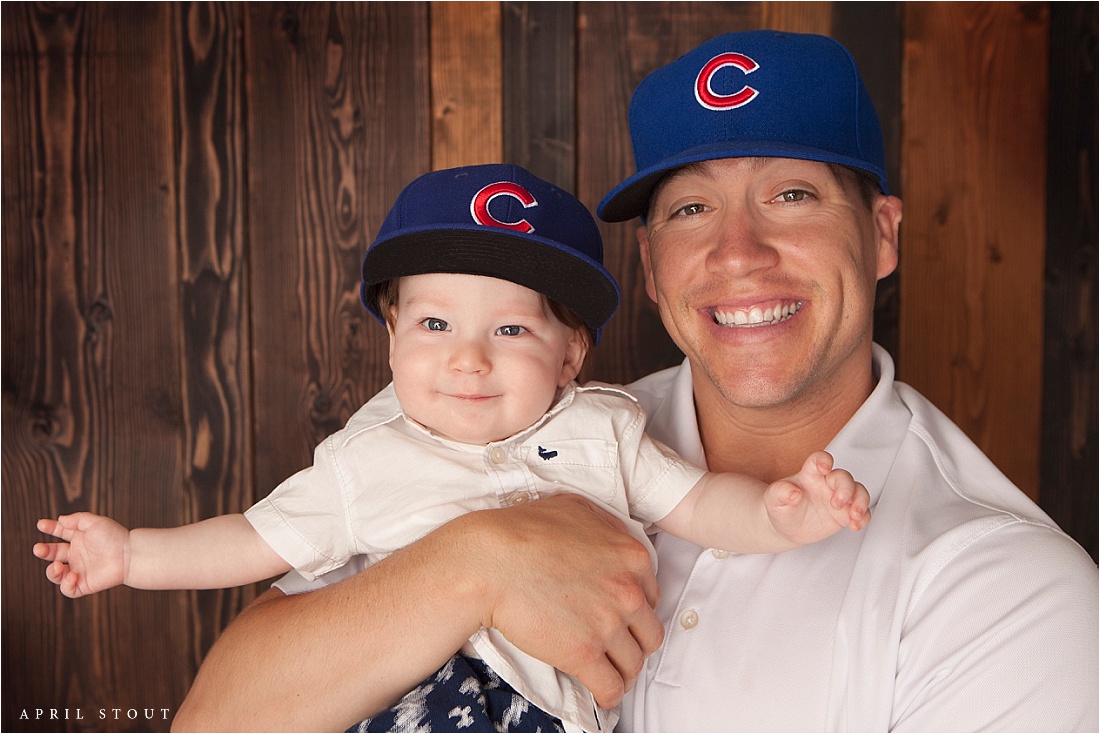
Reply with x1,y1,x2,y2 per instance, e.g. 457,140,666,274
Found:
638,157,901,414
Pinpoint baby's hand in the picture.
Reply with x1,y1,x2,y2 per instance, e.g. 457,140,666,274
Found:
765,451,870,546
33,512,131,598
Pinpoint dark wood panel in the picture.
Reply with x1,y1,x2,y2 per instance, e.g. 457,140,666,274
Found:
1042,1,1098,559
1,4,68,728
171,1,256,666
502,1,575,191
2,3,193,731
900,2,1049,500
832,2,903,362
245,3,430,496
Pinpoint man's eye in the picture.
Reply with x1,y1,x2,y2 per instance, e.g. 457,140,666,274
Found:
777,189,809,203
674,203,708,217
496,325,525,337
423,318,450,332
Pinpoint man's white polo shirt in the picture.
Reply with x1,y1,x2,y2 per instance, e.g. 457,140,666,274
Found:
620,344,1098,732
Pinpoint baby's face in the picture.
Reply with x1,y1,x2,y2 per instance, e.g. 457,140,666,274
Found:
388,273,586,444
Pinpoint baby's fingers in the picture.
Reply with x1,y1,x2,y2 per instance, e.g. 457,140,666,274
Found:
58,570,85,599
44,559,67,585
826,468,858,508
848,493,872,531
44,561,86,598
33,541,69,563
36,517,72,541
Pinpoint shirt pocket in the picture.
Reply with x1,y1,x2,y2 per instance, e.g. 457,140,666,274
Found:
522,438,624,510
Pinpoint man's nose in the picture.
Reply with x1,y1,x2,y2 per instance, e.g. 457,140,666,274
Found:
706,210,780,276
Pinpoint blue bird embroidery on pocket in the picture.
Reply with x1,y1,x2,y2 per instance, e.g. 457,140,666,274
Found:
537,446,558,461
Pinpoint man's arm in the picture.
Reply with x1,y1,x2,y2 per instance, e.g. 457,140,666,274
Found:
172,494,664,732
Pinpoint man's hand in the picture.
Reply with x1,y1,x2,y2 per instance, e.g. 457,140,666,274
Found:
462,493,664,708
174,493,663,731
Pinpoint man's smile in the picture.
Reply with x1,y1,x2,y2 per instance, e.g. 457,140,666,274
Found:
712,301,803,327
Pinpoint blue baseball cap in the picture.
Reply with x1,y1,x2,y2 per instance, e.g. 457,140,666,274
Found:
361,164,620,335
598,31,888,222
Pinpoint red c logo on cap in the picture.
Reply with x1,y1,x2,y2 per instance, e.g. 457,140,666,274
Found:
695,52,759,110
471,182,537,233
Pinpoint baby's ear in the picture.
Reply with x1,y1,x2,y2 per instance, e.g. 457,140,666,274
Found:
558,328,589,387
386,317,397,370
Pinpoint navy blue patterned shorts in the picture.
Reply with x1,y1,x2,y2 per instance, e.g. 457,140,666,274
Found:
348,653,565,732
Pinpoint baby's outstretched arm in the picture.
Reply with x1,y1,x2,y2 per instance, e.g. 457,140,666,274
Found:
34,513,292,598
655,451,870,554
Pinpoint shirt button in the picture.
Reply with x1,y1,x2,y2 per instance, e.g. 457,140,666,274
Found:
489,447,507,464
711,549,730,559
679,609,699,630
509,493,530,506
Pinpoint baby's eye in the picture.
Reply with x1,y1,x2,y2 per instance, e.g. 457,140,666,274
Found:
422,317,450,332
496,325,526,337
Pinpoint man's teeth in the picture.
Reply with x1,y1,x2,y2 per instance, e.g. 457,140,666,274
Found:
714,302,802,327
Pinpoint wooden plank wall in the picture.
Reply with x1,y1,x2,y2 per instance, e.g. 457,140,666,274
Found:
2,3,1095,731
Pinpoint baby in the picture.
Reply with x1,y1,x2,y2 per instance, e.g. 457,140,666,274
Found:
35,164,869,733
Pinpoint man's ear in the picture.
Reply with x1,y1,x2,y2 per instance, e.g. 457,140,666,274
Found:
637,225,658,303
557,328,589,388
874,195,903,280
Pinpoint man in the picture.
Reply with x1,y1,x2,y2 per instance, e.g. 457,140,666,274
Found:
174,31,1098,732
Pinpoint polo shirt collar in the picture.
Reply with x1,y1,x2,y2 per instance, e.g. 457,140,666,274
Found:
651,344,909,509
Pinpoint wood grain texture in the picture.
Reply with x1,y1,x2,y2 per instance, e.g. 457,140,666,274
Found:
2,3,193,730
171,0,256,666
1041,1,1098,558
900,2,1049,500
501,1,575,191
759,1,832,34
430,1,502,169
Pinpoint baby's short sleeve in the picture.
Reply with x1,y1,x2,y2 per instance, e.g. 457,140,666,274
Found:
244,436,357,580
575,384,706,526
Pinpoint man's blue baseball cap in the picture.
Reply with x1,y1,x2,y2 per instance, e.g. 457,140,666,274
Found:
598,30,888,222
362,164,620,335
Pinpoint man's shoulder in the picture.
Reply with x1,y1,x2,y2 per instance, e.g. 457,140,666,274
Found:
879,380,1096,579
891,381,1056,521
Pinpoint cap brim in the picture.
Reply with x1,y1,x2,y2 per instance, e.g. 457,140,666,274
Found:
361,226,620,332
597,140,888,222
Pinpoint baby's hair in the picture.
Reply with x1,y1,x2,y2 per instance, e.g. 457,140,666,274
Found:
375,278,402,325
375,277,595,351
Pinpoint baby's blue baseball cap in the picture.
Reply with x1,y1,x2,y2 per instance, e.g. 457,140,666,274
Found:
598,30,888,222
362,164,620,336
